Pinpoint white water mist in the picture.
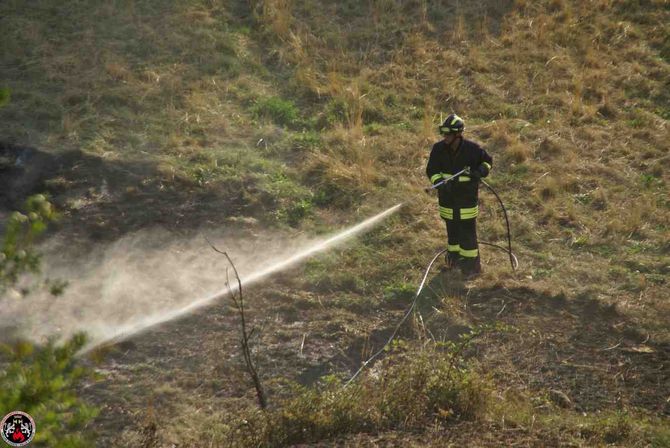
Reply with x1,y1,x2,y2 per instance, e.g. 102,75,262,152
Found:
0,204,402,349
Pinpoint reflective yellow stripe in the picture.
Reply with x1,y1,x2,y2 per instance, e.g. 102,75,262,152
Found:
430,173,442,183
439,206,453,220
482,162,491,171
441,172,452,179
447,244,460,252
458,176,471,182
460,206,478,219
451,114,463,125
460,248,479,258
442,206,478,220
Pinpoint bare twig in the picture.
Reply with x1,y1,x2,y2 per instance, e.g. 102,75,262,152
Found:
206,237,267,409
248,327,257,341
531,172,550,186
602,339,623,351
496,301,507,317
299,333,306,357
140,397,158,448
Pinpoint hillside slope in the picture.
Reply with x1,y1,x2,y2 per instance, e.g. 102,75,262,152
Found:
1,0,668,446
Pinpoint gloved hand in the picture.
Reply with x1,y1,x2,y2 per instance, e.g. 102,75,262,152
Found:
470,164,490,181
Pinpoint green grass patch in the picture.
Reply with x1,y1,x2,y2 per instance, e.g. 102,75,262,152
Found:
251,96,301,127
640,173,662,189
0,87,9,107
382,281,416,305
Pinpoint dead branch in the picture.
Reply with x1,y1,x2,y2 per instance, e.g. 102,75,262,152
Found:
206,237,267,409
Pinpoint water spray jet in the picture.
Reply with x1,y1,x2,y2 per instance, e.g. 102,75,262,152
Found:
81,203,404,351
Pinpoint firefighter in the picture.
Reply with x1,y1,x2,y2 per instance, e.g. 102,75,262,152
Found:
426,114,492,277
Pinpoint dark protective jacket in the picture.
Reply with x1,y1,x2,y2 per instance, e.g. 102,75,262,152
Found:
426,138,492,220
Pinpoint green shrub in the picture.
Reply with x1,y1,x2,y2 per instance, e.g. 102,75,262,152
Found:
219,342,490,447
382,281,415,305
282,198,313,226
251,96,300,127
0,334,98,447
0,87,9,107
0,196,98,446
1,195,56,296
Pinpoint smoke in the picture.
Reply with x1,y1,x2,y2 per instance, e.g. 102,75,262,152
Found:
0,204,402,349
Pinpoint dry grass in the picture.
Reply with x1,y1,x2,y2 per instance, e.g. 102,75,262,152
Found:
251,0,293,39
1,0,668,446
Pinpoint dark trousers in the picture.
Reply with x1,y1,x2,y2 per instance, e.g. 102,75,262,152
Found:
444,218,479,270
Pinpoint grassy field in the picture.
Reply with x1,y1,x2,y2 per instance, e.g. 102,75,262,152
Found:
1,0,668,446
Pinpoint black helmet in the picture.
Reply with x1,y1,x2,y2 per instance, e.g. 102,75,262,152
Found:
439,114,465,134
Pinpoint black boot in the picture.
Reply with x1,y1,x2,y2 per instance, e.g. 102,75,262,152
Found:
444,252,460,271
460,256,482,278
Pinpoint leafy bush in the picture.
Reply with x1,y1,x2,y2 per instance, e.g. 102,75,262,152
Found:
220,342,490,447
0,196,98,446
1,195,56,296
0,334,98,447
280,198,313,226
382,281,415,304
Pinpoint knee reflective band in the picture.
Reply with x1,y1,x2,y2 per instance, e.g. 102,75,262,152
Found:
460,247,479,258
447,244,460,252
440,206,477,220
430,173,442,184
439,206,453,220
460,206,478,219
482,162,492,171
459,176,471,182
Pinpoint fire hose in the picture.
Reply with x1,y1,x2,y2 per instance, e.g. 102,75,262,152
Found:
345,169,518,385
345,247,448,386
424,167,518,271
